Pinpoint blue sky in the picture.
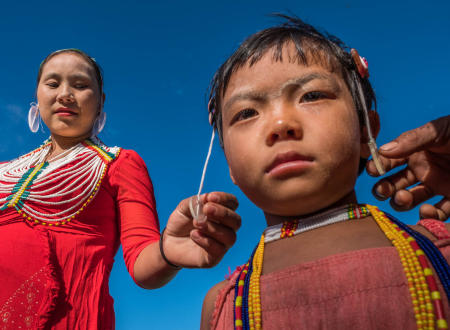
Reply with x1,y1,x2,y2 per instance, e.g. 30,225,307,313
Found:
0,0,449,328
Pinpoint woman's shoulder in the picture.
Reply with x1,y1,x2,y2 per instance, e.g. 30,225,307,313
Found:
108,148,148,174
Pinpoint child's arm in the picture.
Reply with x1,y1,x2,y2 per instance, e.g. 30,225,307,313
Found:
367,115,450,220
201,280,229,330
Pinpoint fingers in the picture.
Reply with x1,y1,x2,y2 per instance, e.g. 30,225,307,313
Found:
388,185,434,211
205,191,239,211
201,200,241,229
189,226,233,268
366,156,406,177
378,122,439,158
193,219,237,251
372,167,418,200
419,198,450,221
378,116,450,159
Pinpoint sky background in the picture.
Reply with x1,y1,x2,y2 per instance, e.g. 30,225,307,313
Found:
0,0,449,329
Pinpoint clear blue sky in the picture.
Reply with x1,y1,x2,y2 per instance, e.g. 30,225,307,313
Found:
0,1,449,329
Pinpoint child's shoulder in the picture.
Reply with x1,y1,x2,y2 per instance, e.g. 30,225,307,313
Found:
201,280,229,330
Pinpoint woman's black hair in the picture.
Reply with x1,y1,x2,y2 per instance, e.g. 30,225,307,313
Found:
207,14,376,174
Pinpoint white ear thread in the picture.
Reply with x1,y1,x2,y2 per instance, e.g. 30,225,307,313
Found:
190,129,216,222
353,72,385,176
28,102,40,133
92,111,106,136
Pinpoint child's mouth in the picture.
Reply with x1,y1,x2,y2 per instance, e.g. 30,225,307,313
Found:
266,151,313,178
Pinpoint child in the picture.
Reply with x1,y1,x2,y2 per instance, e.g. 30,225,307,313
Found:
200,15,450,329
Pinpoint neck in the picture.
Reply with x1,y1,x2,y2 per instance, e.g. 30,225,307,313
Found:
48,133,91,160
264,190,358,226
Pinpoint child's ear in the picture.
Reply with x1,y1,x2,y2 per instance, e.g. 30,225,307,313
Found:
360,110,380,158
229,167,237,185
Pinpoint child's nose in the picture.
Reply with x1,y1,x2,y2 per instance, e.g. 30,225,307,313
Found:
265,112,303,146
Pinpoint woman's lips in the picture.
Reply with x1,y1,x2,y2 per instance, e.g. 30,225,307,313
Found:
55,108,77,116
266,151,313,178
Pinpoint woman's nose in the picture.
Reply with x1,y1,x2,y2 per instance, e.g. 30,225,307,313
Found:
265,108,303,146
57,85,75,104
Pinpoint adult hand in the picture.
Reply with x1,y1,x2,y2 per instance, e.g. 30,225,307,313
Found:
162,192,241,268
367,115,450,220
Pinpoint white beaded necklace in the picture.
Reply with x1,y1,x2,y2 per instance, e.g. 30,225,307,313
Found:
0,137,120,225
264,204,370,243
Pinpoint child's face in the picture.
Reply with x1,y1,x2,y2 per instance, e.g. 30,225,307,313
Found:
221,43,365,217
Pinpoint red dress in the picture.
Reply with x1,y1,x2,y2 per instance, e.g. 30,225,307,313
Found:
0,149,160,329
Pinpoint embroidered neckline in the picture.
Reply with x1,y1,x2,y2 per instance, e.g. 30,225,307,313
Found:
264,204,370,243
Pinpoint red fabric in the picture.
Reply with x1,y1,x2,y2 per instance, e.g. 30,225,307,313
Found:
0,150,160,329
211,241,450,329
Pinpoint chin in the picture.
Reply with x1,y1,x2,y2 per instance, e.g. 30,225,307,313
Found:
258,187,355,217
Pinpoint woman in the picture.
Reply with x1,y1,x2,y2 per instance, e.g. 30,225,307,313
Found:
0,49,240,329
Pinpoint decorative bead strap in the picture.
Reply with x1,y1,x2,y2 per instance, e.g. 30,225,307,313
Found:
368,205,448,329
386,214,450,303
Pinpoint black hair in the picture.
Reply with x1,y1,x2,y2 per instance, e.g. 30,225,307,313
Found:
207,14,376,174
37,49,104,96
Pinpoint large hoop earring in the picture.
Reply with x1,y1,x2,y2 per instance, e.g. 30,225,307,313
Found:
28,102,40,133
92,111,106,136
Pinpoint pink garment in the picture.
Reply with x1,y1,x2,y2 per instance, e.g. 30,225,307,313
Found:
0,150,160,329
211,220,450,329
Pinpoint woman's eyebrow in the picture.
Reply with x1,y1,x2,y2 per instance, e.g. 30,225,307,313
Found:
40,72,60,80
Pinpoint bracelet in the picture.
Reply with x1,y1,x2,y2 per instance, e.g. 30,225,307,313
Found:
159,228,182,270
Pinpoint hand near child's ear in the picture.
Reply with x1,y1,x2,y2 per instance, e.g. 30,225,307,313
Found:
162,192,241,268
367,115,450,221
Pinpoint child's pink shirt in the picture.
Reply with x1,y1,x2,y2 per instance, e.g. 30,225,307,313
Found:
210,220,450,329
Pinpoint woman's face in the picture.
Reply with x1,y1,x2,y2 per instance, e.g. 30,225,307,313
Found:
37,52,102,140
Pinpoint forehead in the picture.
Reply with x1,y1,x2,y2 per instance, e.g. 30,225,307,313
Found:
222,44,346,106
41,53,95,77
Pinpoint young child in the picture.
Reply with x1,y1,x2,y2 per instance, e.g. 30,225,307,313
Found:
200,15,450,329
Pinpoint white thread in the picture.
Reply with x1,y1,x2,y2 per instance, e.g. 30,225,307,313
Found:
196,129,215,197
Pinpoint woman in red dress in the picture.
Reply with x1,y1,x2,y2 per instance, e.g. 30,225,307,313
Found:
0,49,240,329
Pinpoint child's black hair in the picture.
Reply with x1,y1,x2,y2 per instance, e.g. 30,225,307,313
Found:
207,14,376,174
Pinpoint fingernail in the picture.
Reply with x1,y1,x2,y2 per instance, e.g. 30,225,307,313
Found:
372,185,388,201
390,197,407,211
205,204,217,216
209,194,219,203
380,141,398,151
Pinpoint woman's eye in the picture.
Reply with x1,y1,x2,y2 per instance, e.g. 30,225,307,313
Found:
46,82,59,88
301,91,327,103
232,108,258,123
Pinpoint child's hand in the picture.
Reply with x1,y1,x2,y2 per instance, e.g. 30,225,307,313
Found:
162,192,241,268
367,115,450,220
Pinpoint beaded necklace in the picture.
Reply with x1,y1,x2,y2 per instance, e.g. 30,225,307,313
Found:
233,204,449,330
0,137,120,225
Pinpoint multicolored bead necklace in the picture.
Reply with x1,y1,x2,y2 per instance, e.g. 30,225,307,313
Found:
233,204,449,330
0,137,120,225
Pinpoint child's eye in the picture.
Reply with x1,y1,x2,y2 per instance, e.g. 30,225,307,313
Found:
231,108,258,124
74,84,88,89
301,91,328,103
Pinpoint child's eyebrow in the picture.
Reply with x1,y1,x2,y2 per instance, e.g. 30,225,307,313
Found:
223,73,339,111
